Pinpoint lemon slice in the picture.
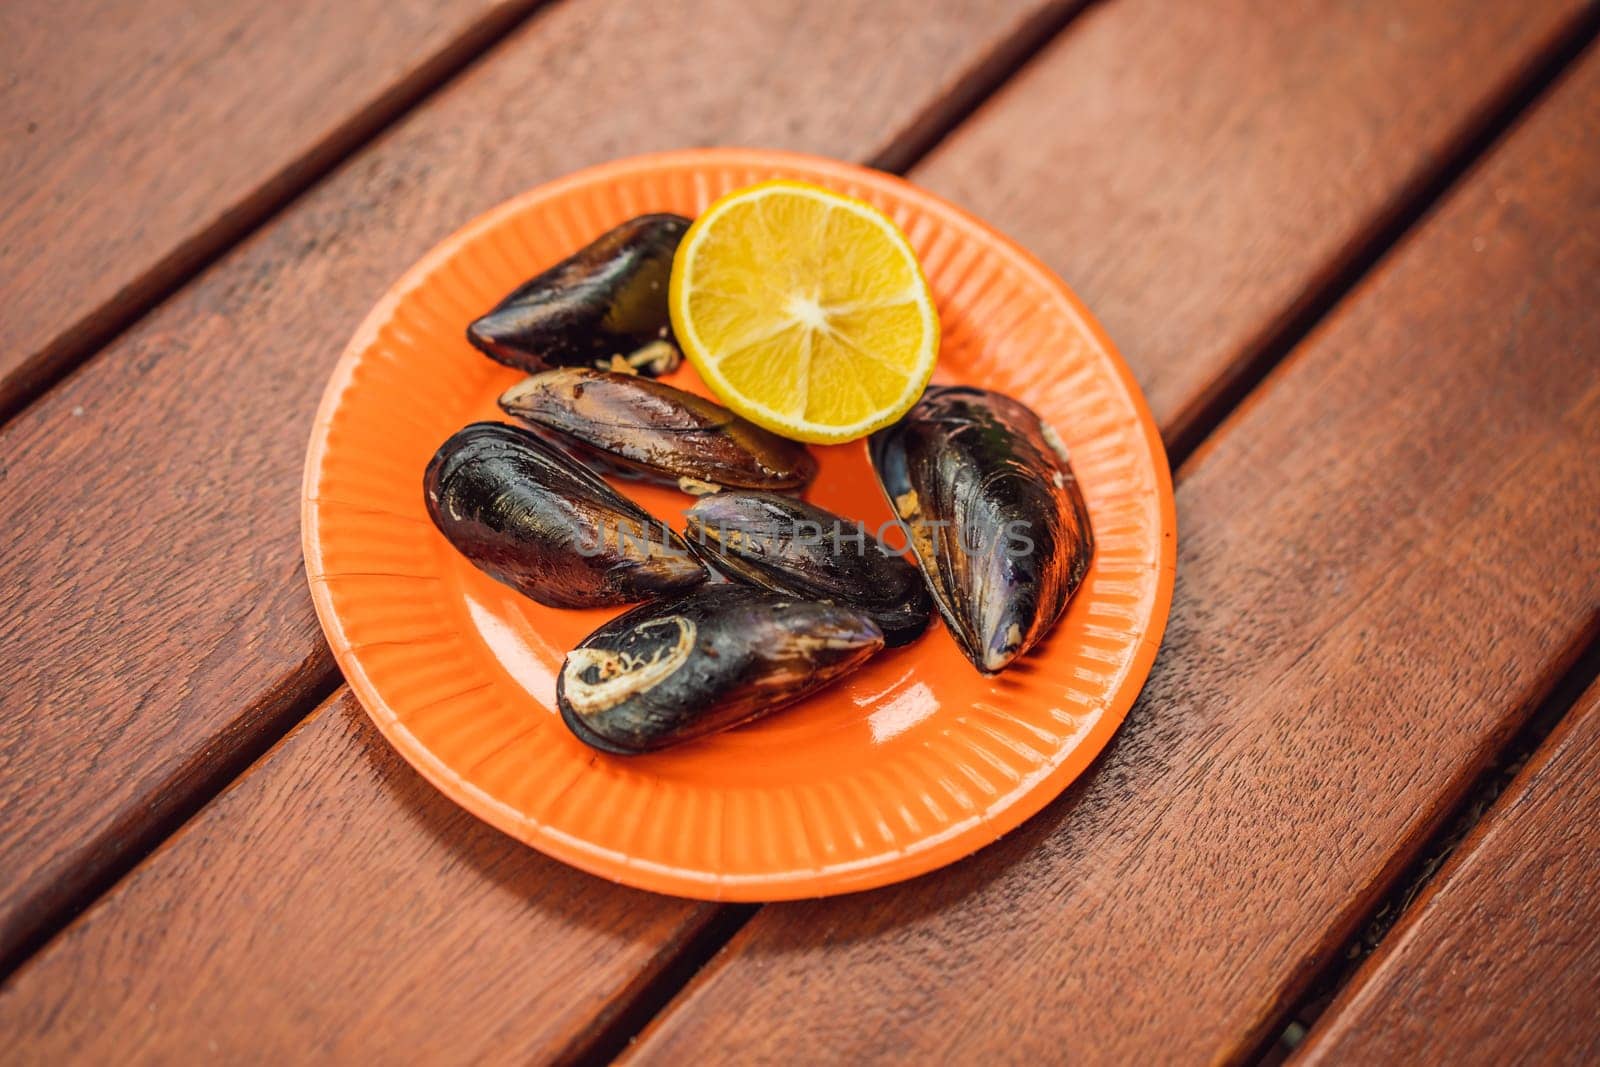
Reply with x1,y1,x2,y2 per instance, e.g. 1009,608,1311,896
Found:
669,180,939,443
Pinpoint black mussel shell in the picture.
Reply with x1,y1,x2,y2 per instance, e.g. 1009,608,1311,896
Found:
869,386,1094,674
467,214,689,375
498,368,817,493
557,585,883,754
684,491,932,647
423,422,705,608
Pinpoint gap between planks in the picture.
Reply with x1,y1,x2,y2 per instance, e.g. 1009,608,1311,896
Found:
867,0,1107,174
1254,630,1600,1066
0,664,345,978
0,0,555,428
1168,6,1600,470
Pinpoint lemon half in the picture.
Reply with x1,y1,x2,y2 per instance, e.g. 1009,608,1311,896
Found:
669,180,939,443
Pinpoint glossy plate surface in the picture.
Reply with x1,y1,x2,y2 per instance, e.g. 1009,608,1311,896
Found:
303,149,1176,899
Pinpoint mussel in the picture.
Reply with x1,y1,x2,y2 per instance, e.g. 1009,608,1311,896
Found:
684,491,932,647
424,422,705,608
467,214,689,376
499,368,817,494
557,584,884,754
870,386,1093,674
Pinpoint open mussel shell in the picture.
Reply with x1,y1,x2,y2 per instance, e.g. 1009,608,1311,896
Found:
498,367,818,493
423,422,705,608
870,385,1094,674
467,213,689,376
557,585,883,754
684,491,932,647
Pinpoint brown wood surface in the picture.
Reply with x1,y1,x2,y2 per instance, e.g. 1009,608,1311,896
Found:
0,0,1580,981
1294,677,1600,1065
625,45,1600,1064
0,0,1082,978
0,691,721,1065
0,0,539,417
914,0,1591,442
0,2,1592,1060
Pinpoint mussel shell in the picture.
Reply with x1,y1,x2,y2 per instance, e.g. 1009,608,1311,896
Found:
557,585,883,754
423,422,705,608
684,491,932,647
869,386,1093,673
467,214,689,375
499,368,818,492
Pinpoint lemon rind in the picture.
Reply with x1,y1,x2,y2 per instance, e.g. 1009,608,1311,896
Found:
669,180,940,444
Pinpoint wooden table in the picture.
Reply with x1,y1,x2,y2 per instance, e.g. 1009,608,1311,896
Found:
3,1,1598,1061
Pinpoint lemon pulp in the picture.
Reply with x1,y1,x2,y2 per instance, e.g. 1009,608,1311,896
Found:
669,180,939,443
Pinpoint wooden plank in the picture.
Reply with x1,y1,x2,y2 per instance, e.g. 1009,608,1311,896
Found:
0,0,540,416
0,2,1580,977
0,1,1593,1057
0,691,723,1064
1294,677,1600,1065
911,0,1592,441
623,42,1600,1065
0,0,1083,975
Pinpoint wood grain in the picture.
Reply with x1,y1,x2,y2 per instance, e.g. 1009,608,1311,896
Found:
625,43,1600,1064
0,691,721,1065
0,0,539,416
1293,677,1600,1065
0,0,1580,978
1,0,1593,1053
912,0,1592,441
0,0,1081,977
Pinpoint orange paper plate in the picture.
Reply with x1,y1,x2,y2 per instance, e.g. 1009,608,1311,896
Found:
303,149,1176,900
